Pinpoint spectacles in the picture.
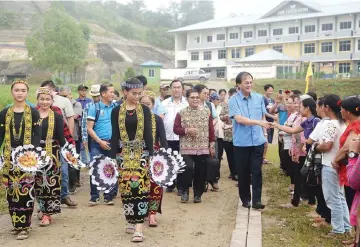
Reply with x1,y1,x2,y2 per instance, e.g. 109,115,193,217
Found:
189,96,200,99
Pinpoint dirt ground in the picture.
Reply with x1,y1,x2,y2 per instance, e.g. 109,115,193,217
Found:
0,161,238,247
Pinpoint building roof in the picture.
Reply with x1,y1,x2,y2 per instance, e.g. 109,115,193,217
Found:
140,60,163,67
237,49,300,63
169,1,360,33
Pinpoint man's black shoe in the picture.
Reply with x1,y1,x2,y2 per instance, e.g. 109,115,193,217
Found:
193,196,202,203
180,192,189,203
242,202,251,208
252,203,265,210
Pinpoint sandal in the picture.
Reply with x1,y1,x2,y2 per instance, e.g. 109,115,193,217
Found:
125,224,136,234
132,231,144,243
39,215,51,227
210,183,219,192
16,230,29,240
10,229,20,235
37,210,43,220
149,215,158,227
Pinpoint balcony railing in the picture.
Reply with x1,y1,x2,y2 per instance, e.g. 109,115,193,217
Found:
186,30,358,50
300,52,358,62
186,41,225,50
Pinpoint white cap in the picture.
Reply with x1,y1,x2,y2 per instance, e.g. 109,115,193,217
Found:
89,84,101,96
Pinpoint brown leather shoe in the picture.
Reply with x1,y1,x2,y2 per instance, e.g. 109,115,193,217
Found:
61,196,77,207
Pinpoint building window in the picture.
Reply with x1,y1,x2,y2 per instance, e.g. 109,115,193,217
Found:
244,31,253,39
339,63,351,73
216,68,225,78
245,48,254,57
231,49,240,58
191,52,199,61
217,34,225,41
218,49,226,59
273,28,283,36
288,27,299,34
207,36,213,42
321,23,333,31
203,51,212,60
340,21,352,30
305,25,316,33
230,33,239,39
196,37,200,43
304,43,315,54
258,30,267,37
148,69,155,78
273,45,283,53
339,40,351,51
321,42,333,53
358,40,360,51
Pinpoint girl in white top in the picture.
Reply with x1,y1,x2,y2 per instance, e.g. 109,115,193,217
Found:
310,94,350,236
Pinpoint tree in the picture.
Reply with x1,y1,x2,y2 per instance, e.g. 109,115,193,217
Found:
79,23,91,41
25,7,88,78
179,0,215,26
122,67,136,81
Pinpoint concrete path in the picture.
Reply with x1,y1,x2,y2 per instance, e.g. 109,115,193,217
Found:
230,199,262,247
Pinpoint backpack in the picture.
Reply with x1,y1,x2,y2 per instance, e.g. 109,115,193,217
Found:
301,143,322,187
94,102,101,125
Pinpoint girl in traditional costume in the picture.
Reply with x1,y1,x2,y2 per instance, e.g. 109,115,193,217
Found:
34,87,66,226
110,78,153,243
0,80,41,240
140,90,167,227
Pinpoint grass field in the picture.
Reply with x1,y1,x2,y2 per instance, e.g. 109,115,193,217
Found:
262,144,346,247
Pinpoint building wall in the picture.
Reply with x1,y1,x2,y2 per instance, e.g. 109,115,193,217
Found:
284,42,302,58
142,67,161,84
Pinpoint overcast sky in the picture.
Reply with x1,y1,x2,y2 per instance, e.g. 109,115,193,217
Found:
119,0,359,19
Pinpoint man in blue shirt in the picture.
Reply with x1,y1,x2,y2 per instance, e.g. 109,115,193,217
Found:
87,83,118,206
228,71,270,210
76,84,92,109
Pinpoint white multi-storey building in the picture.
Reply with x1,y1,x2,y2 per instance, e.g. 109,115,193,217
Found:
169,0,360,80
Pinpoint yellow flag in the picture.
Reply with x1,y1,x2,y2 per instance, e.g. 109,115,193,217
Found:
305,62,313,93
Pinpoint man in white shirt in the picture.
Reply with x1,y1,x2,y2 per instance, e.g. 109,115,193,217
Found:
162,79,188,193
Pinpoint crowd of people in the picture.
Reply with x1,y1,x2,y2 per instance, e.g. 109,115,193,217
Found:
0,71,359,246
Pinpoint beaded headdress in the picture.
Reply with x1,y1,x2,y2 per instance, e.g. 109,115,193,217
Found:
142,90,156,99
11,80,29,88
36,87,53,97
121,78,144,89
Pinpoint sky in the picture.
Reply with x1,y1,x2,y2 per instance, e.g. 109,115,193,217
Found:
119,0,359,19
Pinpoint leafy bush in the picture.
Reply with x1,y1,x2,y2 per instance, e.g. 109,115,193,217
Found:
122,67,136,81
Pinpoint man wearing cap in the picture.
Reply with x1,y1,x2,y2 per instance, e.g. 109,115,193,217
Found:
77,84,92,109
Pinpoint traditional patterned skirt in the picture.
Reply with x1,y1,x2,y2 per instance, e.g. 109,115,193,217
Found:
4,166,35,230
149,180,163,215
148,143,163,215
34,144,61,215
117,151,150,224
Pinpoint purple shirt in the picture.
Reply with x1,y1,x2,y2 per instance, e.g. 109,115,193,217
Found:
76,97,92,110
300,116,320,139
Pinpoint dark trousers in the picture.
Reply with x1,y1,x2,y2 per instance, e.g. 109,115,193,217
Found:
281,149,293,179
223,141,236,176
291,157,306,206
167,141,180,190
217,138,224,161
178,154,208,197
278,139,285,171
234,145,264,205
315,185,331,223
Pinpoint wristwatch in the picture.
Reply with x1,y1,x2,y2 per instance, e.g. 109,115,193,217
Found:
348,151,359,158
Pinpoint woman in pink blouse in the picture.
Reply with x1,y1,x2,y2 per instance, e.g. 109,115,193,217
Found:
280,95,307,208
